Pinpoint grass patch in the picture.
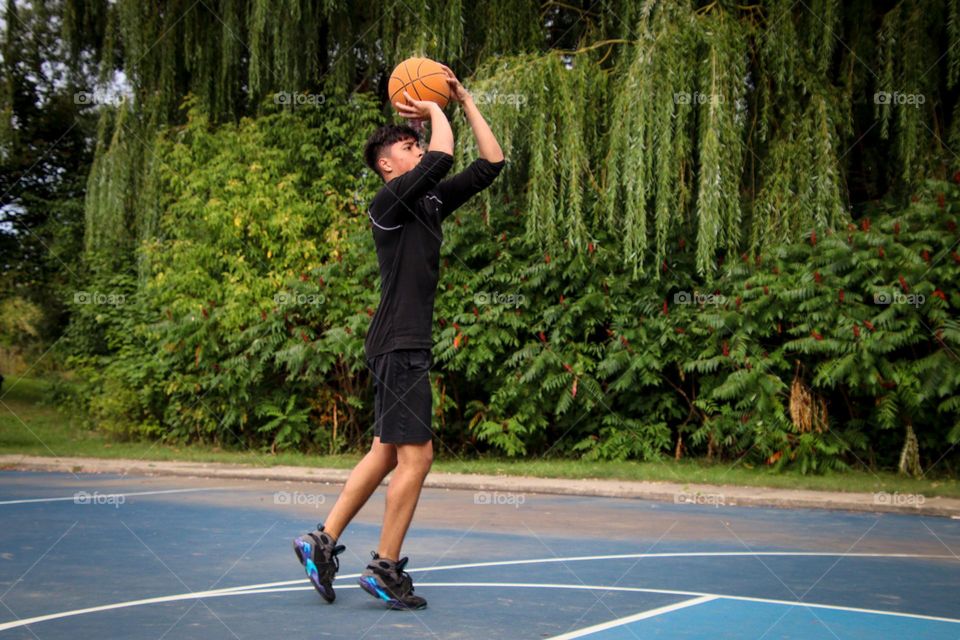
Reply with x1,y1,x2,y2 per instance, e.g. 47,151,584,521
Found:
0,376,361,468
2,375,958,498
432,458,960,498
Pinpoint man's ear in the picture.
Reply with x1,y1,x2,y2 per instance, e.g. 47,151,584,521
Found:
377,155,392,178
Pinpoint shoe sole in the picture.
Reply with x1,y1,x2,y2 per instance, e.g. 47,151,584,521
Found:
358,576,427,610
293,537,335,603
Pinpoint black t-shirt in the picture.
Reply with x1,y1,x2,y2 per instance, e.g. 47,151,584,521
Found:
364,150,506,360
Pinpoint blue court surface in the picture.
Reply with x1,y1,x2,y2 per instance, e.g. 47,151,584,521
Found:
0,470,958,639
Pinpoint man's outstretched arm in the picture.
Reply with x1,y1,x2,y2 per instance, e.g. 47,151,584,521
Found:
435,65,505,218
440,64,503,163
461,99,503,164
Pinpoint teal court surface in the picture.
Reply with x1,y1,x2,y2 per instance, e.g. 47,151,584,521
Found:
0,471,958,639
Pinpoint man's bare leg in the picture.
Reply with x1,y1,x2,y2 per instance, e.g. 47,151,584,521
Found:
322,436,397,540
378,439,434,560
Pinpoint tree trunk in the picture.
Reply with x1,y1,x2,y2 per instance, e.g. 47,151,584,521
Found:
898,421,922,478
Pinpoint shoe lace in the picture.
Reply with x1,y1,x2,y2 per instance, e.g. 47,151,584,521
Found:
394,557,414,594
313,525,345,578
330,544,346,570
368,552,415,595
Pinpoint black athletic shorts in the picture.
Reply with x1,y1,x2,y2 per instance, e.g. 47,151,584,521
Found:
366,348,433,444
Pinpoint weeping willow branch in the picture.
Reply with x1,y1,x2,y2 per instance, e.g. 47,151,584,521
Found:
877,0,945,182
750,0,850,254
62,0,960,287
606,0,749,279
694,10,747,278
457,50,603,251
554,38,633,54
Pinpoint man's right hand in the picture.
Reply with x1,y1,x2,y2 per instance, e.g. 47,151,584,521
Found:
395,90,438,121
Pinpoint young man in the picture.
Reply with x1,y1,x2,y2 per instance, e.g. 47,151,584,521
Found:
293,66,504,610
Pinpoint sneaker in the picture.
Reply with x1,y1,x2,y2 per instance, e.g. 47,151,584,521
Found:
293,524,345,603
358,552,428,610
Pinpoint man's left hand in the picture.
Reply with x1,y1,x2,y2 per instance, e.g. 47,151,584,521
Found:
439,64,471,104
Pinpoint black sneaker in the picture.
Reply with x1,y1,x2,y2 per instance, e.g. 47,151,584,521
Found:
358,552,428,610
292,524,345,603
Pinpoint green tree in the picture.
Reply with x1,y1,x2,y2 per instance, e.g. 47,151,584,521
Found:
0,0,96,364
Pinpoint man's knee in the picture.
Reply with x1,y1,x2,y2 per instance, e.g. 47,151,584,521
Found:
397,440,433,476
370,437,398,471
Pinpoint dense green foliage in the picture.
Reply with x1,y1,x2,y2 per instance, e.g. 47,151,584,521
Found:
64,98,960,474
67,0,960,282
3,1,960,475
427,173,960,474
65,89,383,451
0,0,95,352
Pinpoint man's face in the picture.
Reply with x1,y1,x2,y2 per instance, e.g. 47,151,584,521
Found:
380,137,423,180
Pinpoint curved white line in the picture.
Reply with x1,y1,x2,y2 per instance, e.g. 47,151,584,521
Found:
213,550,960,595
0,487,234,506
367,210,403,230
1,552,958,631
212,582,960,626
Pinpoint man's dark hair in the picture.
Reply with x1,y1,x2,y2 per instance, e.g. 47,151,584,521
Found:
364,124,422,179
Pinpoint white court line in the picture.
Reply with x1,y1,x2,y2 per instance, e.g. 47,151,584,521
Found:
207,550,960,594
0,487,234,505
4,580,960,632
221,582,960,625
543,595,717,639
0,552,960,631
2,553,960,631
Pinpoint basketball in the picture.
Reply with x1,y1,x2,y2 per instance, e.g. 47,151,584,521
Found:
388,57,450,110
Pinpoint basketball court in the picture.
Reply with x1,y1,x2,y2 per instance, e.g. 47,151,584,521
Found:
1,470,958,639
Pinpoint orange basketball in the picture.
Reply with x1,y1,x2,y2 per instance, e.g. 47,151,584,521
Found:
388,57,450,110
